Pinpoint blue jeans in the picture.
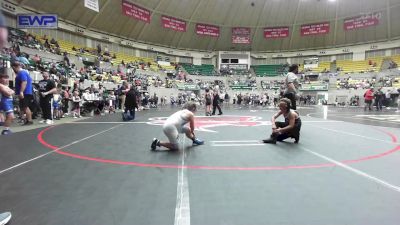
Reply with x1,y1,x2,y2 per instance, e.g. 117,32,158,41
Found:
123,109,135,121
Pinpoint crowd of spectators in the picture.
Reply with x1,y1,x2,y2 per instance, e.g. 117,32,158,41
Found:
227,74,257,88
336,76,399,90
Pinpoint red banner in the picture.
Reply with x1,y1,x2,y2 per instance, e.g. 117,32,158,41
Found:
344,12,381,30
301,22,330,36
122,0,151,23
161,15,186,32
232,27,251,44
264,27,289,39
196,23,219,37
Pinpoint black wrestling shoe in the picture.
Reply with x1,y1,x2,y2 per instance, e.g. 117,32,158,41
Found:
262,138,276,144
151,138,159,151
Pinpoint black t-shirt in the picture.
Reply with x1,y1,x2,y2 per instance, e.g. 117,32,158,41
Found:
125,90,138,110
213,93,220,105
38,79,56,98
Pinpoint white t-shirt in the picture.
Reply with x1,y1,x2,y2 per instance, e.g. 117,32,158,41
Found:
53,94,60,102
285,72,298,94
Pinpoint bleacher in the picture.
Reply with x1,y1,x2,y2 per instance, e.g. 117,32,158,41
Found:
181,64,215,76
336,57,384,74
31,32,157,68
390,55,400,66
251,64,284,77
310,62,331,73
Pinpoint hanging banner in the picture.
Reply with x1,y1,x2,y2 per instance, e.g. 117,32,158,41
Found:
196,23,219,37
232,27,251,44
301,22,330,36
344,12,381,30
264,27,289,39
84,0,99,12
122,0,151,23
161,15,186,32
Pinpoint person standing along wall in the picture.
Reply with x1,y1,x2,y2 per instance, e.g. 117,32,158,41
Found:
364,87,374,111
123,86,138,121
38,71,57,124
374,87,384,111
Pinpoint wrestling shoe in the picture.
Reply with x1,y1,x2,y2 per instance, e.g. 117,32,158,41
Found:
192,138,204,145
262,138,276,144
0,212,11,225
1,130,12,135
151,138,160,150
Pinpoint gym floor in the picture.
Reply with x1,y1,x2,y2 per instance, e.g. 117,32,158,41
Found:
0,105,399,225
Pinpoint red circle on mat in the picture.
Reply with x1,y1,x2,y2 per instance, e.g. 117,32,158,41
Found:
37,126,400,171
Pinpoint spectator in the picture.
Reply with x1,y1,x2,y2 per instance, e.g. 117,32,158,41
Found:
38,71,57,124
364,87,374,111
49,64,57,75
0,14,7,48
63,52,70,66
61,86,71,116
385,90,392,107
122,86,138,121
374,87,384,111
397,89,400,113
118,81,129,110
71,90,81,118
50,37,57,45
107,90,116,113
97,43,101,54
11,61,34,125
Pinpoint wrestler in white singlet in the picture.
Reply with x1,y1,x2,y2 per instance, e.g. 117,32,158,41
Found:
162,109,193,147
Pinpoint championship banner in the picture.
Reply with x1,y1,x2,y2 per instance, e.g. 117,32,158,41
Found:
196,23,219,37
301,22,330,36
122,0,151,23
344,12,381,30
264,27,289,39
232,27,251,44
161,15,186,32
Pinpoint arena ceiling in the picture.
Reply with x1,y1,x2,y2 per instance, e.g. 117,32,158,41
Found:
14,0,400,52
